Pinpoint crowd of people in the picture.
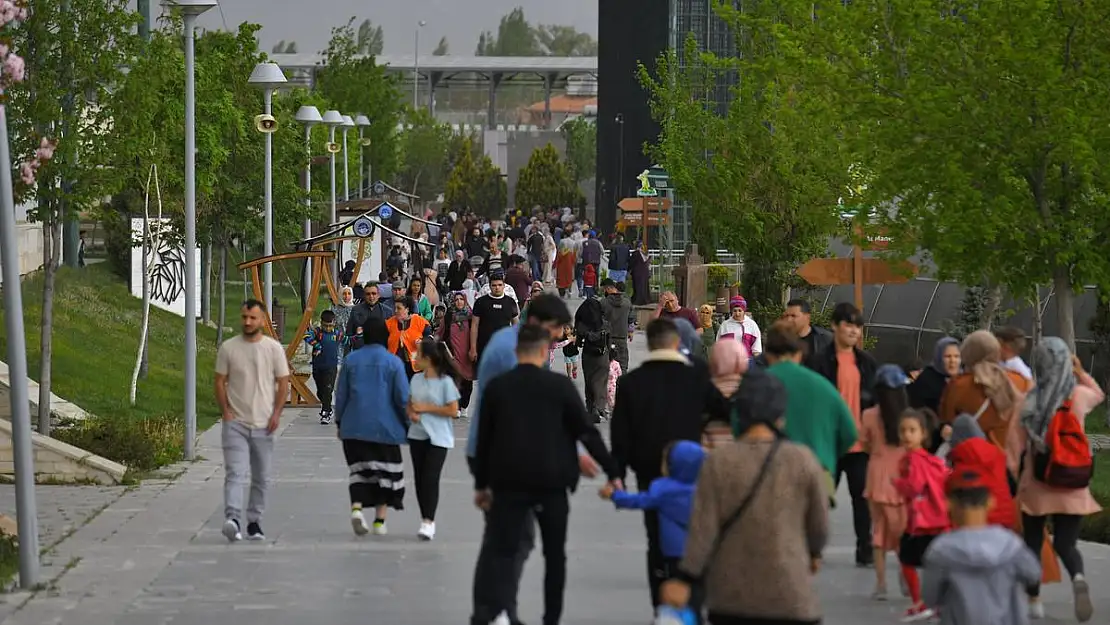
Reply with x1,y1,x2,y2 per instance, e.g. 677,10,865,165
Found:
211,207,1103,625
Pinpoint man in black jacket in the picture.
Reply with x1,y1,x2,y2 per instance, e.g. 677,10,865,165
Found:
805,301,877,567
783,297,834,361
472,324,620,625
609,317,726,612
344,283,393,349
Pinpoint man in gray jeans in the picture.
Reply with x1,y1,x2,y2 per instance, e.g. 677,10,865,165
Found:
214,299,291,542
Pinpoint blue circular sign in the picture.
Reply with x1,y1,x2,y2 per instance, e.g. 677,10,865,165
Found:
352,217,374,238
378,204,394,220
373,181,386,196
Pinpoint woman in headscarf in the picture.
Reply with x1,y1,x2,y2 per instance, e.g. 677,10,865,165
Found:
438,291,476,417
704,339,749,449
519,281,545,323
575,295,610,422
661,371,828,625
542,224,557,286
332,286,356,358
1015,337,1103,622
938,330,1031,458
697,304,719,358
629,239,651,306
555,238,577,297
406,276,434,321
908,336,961,451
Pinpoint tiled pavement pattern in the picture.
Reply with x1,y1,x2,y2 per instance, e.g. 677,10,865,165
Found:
1,302,1108,623
0,485,127,554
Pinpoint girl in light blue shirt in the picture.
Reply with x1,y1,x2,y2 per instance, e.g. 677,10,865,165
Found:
407,339,461,541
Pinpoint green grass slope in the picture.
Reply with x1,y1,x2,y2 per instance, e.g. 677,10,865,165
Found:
0,265,221,430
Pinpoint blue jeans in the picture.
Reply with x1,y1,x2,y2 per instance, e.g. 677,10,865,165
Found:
608,269,627,283
528,254,542,282
575,263,584,294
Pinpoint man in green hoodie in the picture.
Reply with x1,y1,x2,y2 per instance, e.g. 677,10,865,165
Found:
763,320,857,504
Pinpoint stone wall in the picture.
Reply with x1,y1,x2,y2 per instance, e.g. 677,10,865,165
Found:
0,221,42,287
482,129,596,212
0,418,126,484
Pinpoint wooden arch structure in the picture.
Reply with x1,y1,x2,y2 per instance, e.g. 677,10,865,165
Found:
236,202,439,407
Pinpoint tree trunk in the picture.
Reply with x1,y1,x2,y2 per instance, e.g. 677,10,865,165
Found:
981,284,1003,330
139,207,149,378
38,213,60,436
1031,286,1044,369
201,242,212,324
216,243,227,346
1052,265,1077,351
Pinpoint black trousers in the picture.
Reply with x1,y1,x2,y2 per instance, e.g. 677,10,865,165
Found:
312,367,337,411
610,338,629,375
459,378,474,409
408,438,448,521
835,451,871,563
581,351,608,415
473,489,567,625
640,473,667,609
1022,512,1083,597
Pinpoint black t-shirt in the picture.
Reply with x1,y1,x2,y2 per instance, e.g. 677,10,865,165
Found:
527,232,545,258
473,293,519,356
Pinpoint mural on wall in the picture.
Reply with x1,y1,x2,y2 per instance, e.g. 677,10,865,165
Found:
129,218,201,318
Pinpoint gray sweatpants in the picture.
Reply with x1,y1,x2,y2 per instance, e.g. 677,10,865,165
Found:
222,420,274,523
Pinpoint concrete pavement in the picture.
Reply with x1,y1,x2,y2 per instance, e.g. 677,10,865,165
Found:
3,318,1110,623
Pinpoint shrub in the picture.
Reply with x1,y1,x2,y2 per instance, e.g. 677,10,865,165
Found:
53,414,184,472
706,265,732,291
1080,508,1110,544
94,200,133,280
0,533,15,587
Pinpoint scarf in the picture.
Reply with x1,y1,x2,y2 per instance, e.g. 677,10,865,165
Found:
448,291,473,324
930,336,959,375
1021,336,1076,451
338,287,354,308
960,330,1017,414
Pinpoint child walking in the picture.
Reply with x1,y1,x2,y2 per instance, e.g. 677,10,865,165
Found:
600,440,707,624
407,340,461,541
304,309,345,424
921,468,1041,625
893,407,950,622
860,365,910,601
557,325,579,379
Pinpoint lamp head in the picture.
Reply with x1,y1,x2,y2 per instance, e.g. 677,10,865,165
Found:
321,110,344,127
341,115,355,129
247,62,287,90
295,105,323,126
161,0,218,16
354,114,371,127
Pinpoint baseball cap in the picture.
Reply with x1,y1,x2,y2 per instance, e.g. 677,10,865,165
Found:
946,468,988,495
875,364,911,388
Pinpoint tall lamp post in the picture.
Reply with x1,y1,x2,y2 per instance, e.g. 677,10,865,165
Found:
247,62,288,317
322,110,344,282
166,0,217,463
355,114,370,198
295,105,322,308
414,20,426,109
340,114,354,202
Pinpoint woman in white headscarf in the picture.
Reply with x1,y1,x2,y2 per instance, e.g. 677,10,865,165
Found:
332,286,356,360
542,224,557,286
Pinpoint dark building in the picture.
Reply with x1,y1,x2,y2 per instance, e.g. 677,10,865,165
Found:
596,0,669,236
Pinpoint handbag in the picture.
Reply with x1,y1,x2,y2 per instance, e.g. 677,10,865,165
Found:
693,438,782,576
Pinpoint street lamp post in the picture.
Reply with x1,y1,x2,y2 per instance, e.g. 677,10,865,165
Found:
322,110,344,283
355,114,370,198
167,0,218,463
414,20,426,110
340,114,354,203
295,105,323,307
248,62,288,317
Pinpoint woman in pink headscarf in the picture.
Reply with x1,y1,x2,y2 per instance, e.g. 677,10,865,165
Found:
703,339,750,448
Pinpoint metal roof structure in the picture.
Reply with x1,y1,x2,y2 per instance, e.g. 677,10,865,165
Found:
270,53,598,89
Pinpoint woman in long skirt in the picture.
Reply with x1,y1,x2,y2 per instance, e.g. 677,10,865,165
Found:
333,317,411,536
629,240,652,306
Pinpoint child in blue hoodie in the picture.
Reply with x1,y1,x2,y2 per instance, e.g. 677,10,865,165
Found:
600,440,706,624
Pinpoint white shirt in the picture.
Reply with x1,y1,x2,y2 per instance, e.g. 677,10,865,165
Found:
717,317,763,355
1002,356,1033,381
477,283,518,304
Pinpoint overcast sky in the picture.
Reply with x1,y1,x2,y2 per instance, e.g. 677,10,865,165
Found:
148,0,597,56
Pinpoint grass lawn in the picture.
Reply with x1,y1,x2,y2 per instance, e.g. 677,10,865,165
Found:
0,264,222,430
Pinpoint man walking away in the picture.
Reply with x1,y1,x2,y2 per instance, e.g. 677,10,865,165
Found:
472,324,621,625
527,227,546,282
600,278,632,375
607,233,630,285
215,299,291,542
610,317,727,612
806,302,877,566
994,326,1033,381
580,230,604,282
304,309,344,424
783,298,833,361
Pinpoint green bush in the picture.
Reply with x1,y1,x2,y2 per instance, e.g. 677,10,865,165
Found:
53,414,184,471
0,533,16,587
1080,508,1110,543
94,200,133,280
706,265,732,291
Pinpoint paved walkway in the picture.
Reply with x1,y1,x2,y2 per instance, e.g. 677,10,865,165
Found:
3,318,1110,623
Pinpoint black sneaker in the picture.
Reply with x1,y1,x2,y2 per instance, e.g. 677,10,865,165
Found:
246,521,265,541
319,412,332,425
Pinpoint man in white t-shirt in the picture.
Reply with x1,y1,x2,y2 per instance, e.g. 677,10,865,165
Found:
215,299,291,542
994,326,1033,381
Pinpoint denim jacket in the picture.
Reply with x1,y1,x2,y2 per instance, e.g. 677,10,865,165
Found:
334,344,410,444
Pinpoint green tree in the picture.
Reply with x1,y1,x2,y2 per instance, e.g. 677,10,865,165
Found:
475,7,539,56
8,0,141,433
639,9,851,304
445,137,506,218
445,139,477,212
560,118,596,184
515,143,577,211
535,25,597,56
317,18,403,185
396,108,453,199
820,0,1110,349
356,18,384,56
472,155,508,218
432,36,449,56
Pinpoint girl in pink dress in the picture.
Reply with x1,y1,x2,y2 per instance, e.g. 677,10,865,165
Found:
860,364,911,601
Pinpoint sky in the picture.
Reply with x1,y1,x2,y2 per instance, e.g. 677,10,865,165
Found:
147,0,598,56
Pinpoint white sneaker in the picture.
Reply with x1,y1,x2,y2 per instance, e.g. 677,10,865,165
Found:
459,407,467,419
350,509,370,536
418,521,436,541
372,519,388,535
1028,601,1045,620
222,518,242,542
492,611,511,625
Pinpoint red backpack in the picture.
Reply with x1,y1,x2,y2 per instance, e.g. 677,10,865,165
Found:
1032,400,1094,489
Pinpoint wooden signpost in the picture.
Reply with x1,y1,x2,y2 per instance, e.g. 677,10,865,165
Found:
796,228,917,310
617,196,672,229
